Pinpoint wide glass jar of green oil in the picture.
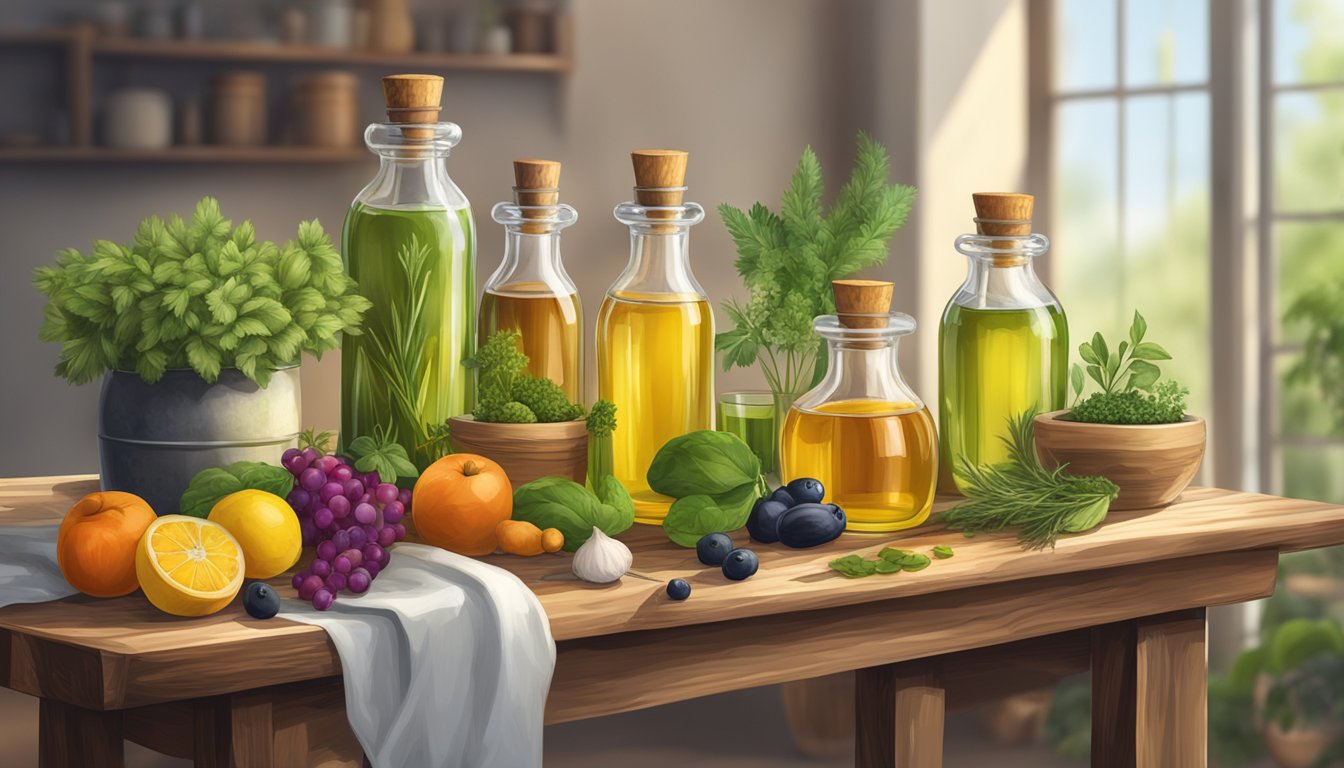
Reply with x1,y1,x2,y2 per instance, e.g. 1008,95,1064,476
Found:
938,193,1067,493
341,75,475,468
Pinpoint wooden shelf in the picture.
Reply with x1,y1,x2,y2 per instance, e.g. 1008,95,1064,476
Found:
0,146,369,164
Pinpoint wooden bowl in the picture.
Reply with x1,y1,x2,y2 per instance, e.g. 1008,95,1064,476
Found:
1033,410,1206,510
447,415,588,487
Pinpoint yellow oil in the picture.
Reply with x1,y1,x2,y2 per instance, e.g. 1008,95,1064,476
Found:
479,282,582,401
597,290,714,523
781,399,939,532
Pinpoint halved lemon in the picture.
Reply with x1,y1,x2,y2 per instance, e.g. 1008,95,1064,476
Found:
135,515,245,617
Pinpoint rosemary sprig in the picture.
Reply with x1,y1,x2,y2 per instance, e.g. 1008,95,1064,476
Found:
941,408,1119,549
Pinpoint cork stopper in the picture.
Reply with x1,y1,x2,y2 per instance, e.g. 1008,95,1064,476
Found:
382,74,442,140
833,279,894,329
632,148,688,210
513,158,560,235
972,192,1034,264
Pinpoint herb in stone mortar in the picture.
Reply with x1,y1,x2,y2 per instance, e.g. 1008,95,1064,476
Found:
1064,310,1189,425
942,409,1119,549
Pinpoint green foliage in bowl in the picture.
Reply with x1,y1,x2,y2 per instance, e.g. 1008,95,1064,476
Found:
33,197,371,387
1063,310,1190,425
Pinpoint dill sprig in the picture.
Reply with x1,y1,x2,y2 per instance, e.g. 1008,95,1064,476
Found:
941,408,1119,549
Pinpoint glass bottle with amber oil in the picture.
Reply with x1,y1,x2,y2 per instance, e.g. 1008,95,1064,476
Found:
938,193,1068,493
479,159,582,400
781,280,938,532
597,150,714,524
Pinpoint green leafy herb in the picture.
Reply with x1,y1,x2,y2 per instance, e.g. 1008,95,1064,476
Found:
662,482,758,548
932,545,955,559
178,461,294,518
33,197,370,387
298,427,333,455
829,554,878,578
828,546,948,578
942,409,1120,549
716,132,916,399
585,399,617,488
469,330,584,424
347,424,420,485
1065,310,1188,425
417,421,455,463
511,476,635,551
1286,279,1344,433
647,430,764,499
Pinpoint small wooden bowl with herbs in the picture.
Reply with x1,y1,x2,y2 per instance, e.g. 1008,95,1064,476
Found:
446,330,613,487
1034,312,1206,511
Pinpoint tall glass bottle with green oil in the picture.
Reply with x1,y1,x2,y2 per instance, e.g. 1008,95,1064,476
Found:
341,75,476,468
597,150,714,524
938,193,1067,492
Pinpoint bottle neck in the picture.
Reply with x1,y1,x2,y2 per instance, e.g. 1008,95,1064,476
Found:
485,226,576,296
356,122,468,210
608,201,706,299
796,315,922,412
952,233,1058,310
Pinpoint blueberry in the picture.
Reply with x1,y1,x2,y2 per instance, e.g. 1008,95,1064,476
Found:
776,503,846,548
666,578,692,601
722,548,760,581
696,532,734,566
746,498,790,544
768,487,796,507
243,582,280,620
785,477,825,505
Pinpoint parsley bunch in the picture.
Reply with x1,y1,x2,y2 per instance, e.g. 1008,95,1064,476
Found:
1064,311,1189,425
469,329,584,424
33,197,371,388
716,133,916,398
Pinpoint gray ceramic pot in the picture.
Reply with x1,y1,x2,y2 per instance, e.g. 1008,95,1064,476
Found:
98,367,301,515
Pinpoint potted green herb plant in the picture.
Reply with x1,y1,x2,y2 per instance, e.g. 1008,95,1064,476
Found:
1032,311,1205,510
716,132,916,456
33,197,370,514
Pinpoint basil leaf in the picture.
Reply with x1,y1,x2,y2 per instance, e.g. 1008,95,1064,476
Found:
875,559,902,574
178,461,293,518
660,481,757,547
901,554,931,572
594,475,635,535
647,430,761,498
932,545,955,559
512,476,628,552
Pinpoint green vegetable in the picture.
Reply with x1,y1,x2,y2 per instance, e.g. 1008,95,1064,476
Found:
179,461,294,519
33,197,370,387
348,425,420,485
511,476,634,552
829,554,878,578
829,547,947,578
298,428,333,455
647,430,763,499
901,554,931,572
1064,311,1188,425
585,399,617,488
716,132,916,398
470,330,584,424
661,482,758,548
942,409,1120,549
932,545,955,559
594,474,635,523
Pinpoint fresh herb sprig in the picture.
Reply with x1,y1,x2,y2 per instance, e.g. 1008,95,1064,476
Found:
585,399,617,488
716,132,916,396
1065,311,1189,425
33,197,370,387
941,409,1119,549
348,424,420,486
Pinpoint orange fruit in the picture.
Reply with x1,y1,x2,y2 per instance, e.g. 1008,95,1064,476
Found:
57,491,158,598
412,454,513,556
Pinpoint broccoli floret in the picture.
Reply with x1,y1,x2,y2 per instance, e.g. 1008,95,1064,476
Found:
586,399,617,438
477,400,538,424
512,375,584,423
470,330,529,413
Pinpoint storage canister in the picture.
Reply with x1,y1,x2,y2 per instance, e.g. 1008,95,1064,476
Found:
208,71,267,146
104,88,173,149
291,71,359,148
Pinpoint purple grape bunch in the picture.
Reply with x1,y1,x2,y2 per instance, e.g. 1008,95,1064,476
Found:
281,446,411,611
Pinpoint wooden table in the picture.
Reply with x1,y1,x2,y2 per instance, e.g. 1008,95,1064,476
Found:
2,476,1343,767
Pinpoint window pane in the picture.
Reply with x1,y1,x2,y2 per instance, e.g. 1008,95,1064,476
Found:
1124,0,1209,87
1282,444,1344,503
1055,99,1121,346
1277,352,1342,439
1275,221,1344,344
1119,93,1211,417
1058,0,1117,91
1273,0,1344,86
1274,90,1344,213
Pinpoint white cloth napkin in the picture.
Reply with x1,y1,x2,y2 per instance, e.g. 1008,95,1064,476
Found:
280,543,555,768
0,528,555,768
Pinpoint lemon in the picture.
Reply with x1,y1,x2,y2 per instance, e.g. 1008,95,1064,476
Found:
136,515,245,617
208,490,302,579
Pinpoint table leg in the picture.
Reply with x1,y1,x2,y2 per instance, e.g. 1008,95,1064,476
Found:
1091,608,1208,768
855,659,945,768
188,679,364,767
38,698,124,768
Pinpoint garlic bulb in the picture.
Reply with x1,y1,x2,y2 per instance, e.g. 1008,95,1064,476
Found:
571,527,632,584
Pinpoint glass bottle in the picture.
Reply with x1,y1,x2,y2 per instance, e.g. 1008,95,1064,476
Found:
938,193,1067,493
781,280,939,532
341,75,476,468
479,159,582,400
597,150,714,524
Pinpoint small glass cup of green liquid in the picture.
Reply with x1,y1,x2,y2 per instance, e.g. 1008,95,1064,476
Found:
718,392,778,477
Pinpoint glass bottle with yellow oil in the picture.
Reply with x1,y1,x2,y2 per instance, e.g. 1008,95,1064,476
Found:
781,280,939,532
597,150,714,524
938,193,1068,493
479,159,582,401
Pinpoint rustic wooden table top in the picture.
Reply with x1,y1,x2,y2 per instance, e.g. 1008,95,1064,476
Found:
2,475,1343,713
